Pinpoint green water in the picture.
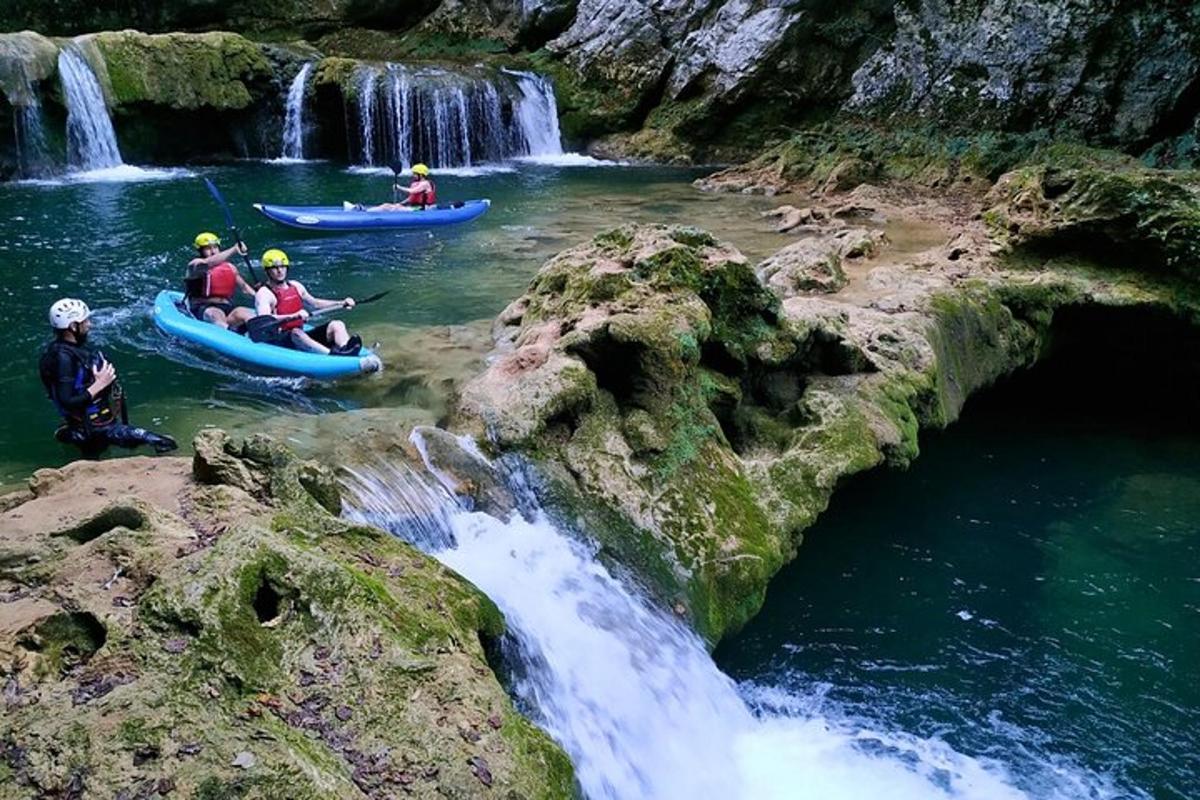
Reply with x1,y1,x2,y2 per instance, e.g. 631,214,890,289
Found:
716,321,1200,799
1,161,806,483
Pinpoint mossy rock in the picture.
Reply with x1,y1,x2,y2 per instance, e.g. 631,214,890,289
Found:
92,31,273,111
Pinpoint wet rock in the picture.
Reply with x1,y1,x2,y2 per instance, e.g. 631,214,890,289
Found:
232,750,256,769
757,228,887,297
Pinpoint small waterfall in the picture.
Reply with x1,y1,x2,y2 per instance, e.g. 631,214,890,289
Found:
280,62,312,160
357,67,379,167
348,66,564,169
57,47,123,171
11,71,53,178
343,447,1050,800
509,69,563,157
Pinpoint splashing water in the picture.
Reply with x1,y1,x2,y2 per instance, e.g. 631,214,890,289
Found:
280,62,313,160
507,69,564,157
58,46,123,171
341,450,1123,800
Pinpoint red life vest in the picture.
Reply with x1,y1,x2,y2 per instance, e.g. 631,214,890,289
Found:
205,262,238,299
410,180,436,207
271,281,305,330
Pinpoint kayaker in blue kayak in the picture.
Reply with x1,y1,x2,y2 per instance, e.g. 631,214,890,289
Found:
185,232,256,329
253,249,364,356
344,163,437,212
39,298,177,456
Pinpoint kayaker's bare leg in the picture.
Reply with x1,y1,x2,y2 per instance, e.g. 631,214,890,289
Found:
288,329,331,355
325,320,351,348
201,307,232,329
227,306,254,329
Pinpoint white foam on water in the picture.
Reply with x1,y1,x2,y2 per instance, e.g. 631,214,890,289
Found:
20,165,194,185
343,460,1136,800
514,152,619,167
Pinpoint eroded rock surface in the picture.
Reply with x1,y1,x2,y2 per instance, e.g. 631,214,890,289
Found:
0,436,572,799
453,213,1194,642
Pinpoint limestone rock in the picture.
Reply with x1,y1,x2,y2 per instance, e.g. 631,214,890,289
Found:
757,228,887,297
0,443,573,799
90,31,273,111
849,1,1200,147
983,155,1200,278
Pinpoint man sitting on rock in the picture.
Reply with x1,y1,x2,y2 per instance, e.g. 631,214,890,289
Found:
39,298,178,457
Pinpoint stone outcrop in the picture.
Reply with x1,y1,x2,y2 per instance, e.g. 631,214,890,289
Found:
0,435,572,798
452,207,1197,643
757,227,886,296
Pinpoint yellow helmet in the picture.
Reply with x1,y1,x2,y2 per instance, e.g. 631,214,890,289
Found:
194,231,220,249
411,163,430,176
261,248,290,268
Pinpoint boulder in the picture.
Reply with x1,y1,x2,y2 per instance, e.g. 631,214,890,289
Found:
757,228,887,297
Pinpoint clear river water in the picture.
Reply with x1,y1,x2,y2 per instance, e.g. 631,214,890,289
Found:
3,158,1196,800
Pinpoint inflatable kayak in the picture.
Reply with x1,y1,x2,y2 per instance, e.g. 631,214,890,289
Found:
153,290,381,380
253,199,490,231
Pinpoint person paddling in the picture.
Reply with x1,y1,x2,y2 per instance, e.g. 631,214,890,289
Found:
346,163,437,212
185,232,256,329
38,298,177,456
253,249,363,356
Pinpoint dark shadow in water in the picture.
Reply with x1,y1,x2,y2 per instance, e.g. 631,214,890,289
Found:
715,304,1200,800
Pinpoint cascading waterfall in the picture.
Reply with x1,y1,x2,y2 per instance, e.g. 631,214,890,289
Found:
349,65,563,169
57,46,123,171
357,67,379,167
11,72,53,178
508,69,564,157
280,62,312,160
341,442,1090,800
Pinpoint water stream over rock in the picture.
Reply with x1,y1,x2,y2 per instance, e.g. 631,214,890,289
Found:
349,65,563,169
342,435,1123,799
57,46,122,172
279,62,312,161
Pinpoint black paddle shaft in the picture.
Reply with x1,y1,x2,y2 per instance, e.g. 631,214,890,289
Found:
203,177,262,286
245,291,391,343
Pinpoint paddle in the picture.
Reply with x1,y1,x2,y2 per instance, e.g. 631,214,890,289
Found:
389,162,404,203
203,177,262,286
245,290,391,343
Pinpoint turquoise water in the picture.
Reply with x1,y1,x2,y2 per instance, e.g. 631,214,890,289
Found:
716,335,1200,799
1,161,798,483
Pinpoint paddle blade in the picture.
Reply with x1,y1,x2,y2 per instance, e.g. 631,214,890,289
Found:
245,315,285,343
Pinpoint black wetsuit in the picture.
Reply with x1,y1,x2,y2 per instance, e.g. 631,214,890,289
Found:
38,339,177,456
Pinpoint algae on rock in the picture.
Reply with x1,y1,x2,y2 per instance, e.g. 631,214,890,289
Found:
0,434,573,799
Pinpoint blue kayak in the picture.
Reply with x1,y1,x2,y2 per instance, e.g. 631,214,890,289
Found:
153,290,381,380
253,199,490,231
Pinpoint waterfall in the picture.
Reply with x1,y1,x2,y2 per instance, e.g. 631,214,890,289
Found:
57,47,123,171
357,67,379,167
11,71,53,179
280,62,312,160
347,66,564,169
342,446,1054,800
509,69,563,157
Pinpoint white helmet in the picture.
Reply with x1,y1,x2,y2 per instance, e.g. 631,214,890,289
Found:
49,298,91,329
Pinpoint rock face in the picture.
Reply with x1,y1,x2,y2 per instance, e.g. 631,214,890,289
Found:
0,434,572,798
453,210,1198,642
982,149,1200,280
849,1,1200,150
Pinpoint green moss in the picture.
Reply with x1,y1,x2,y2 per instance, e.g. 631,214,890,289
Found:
94,31,272,110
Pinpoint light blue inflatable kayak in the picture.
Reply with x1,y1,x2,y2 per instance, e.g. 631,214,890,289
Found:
253,199,490,231
153,290,381,380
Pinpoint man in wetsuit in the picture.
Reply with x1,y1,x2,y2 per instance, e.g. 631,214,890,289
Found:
38,298,177,457
185,232,256,329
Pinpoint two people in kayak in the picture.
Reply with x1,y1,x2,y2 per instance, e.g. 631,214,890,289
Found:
184,234,365,356
39,298,178,457
344,163,436,212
